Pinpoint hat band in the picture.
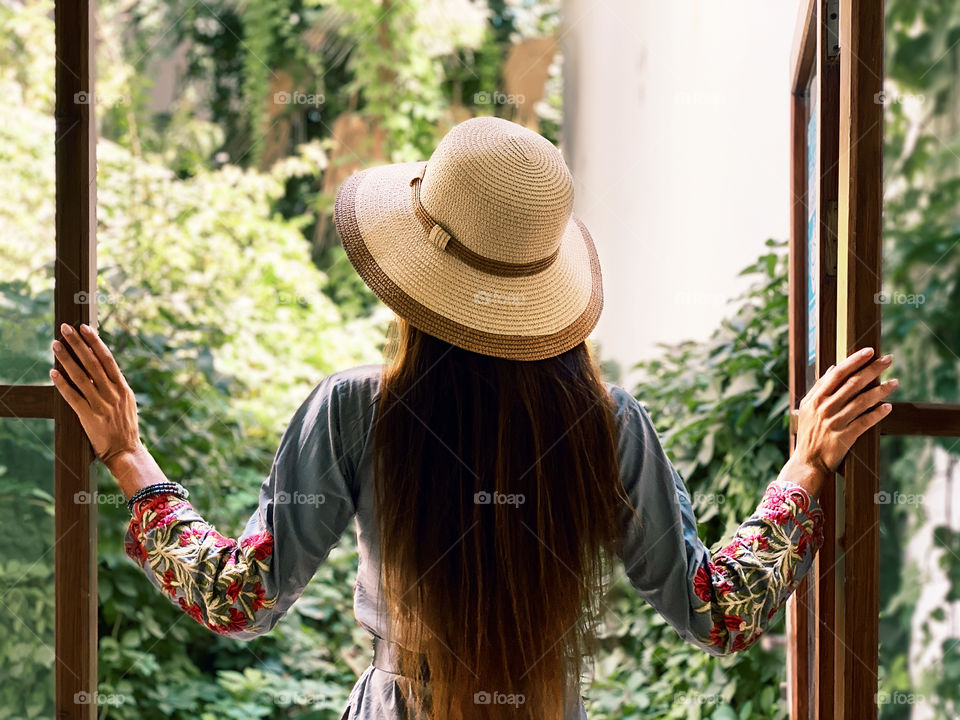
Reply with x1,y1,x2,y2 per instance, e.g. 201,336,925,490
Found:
409,170,561,278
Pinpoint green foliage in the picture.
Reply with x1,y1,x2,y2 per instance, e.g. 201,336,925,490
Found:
582,240,791,719
0,417,55,720
877,2,960,716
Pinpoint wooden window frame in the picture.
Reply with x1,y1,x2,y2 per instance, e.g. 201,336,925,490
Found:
0,2,98,718
787,1,960,718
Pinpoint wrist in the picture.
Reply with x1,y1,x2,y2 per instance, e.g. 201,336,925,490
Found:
778,454,831,501
103,442,167,500
103,441,147,475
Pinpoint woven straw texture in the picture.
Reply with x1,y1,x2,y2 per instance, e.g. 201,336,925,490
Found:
333,116,603,361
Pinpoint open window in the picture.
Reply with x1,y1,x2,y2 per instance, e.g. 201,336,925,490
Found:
787,1,960,717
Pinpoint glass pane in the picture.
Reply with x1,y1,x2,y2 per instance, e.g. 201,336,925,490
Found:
0,0,55,385
881,3,960,404
878,435,960,718
0,418,55,718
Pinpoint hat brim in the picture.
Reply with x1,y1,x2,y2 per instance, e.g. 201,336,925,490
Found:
334,161,603,361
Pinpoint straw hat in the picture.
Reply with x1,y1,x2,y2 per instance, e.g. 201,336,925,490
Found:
333,116,602,361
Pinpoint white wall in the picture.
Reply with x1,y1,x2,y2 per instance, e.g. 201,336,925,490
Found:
561,0,802,381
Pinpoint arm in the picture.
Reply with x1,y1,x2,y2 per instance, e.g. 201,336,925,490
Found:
50,323,357,639
614,395,824,655
614,347,897,656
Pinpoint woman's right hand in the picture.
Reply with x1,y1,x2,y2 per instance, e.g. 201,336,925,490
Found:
793,347,898,477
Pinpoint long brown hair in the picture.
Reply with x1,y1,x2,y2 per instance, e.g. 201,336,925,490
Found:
372,316,632,719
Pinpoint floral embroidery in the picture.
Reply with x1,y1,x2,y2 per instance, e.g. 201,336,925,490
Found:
691,480,824,654
123,491,279,638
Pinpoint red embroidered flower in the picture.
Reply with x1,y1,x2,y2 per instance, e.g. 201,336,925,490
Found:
136,495,190,529
761,504,794,525
723,614,744,631
709,623,726,647
208,607,249,635
715,575,735,596
177,526,235,548
241,531,273,561
124,520,148,566
178,527,205,546
178,598,204,624
225,579,242,603
250,583,268,611
161,569,177,596
739,532,769,551
694,566,712,602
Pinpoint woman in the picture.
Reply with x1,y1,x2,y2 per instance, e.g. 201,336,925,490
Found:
50,117,897,719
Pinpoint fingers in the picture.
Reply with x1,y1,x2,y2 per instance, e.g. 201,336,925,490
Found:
49,368,90,414
52,338,98,399
58,323,112,391
824,354,893,415
817,347,877,397
833,377,898,426
78,324,125,384
843,401,894,441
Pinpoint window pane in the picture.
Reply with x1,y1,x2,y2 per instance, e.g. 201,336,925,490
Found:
0,418,55,718
878,435,960,718
881,3,960,404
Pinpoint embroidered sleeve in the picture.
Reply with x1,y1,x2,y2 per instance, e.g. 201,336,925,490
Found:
689,479,823,653
124,495,279,638
613,387,825,656
123,373,359,640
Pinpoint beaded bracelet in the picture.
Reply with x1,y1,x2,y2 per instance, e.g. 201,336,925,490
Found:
127,481,189,515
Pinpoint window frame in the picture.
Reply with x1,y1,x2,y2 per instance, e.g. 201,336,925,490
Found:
0,1,99,718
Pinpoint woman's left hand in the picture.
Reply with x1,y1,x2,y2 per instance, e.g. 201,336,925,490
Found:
50,323,143,467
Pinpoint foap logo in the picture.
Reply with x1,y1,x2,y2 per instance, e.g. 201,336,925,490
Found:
473,690,526,707
74,490,126,506
275,490,326,507
874,490,924,506
74,290,125,307
273,91,325,106
74,691,125,707
873,90,925,108
473,290,525,307
873,290,925,307
473,91,525,106
876,691,925,706
74,90,127,106
474,491,525,507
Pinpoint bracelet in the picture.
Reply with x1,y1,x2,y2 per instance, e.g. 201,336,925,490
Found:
128,481,189,515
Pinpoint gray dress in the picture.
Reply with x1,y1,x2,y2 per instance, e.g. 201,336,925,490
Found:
124,364,825,718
